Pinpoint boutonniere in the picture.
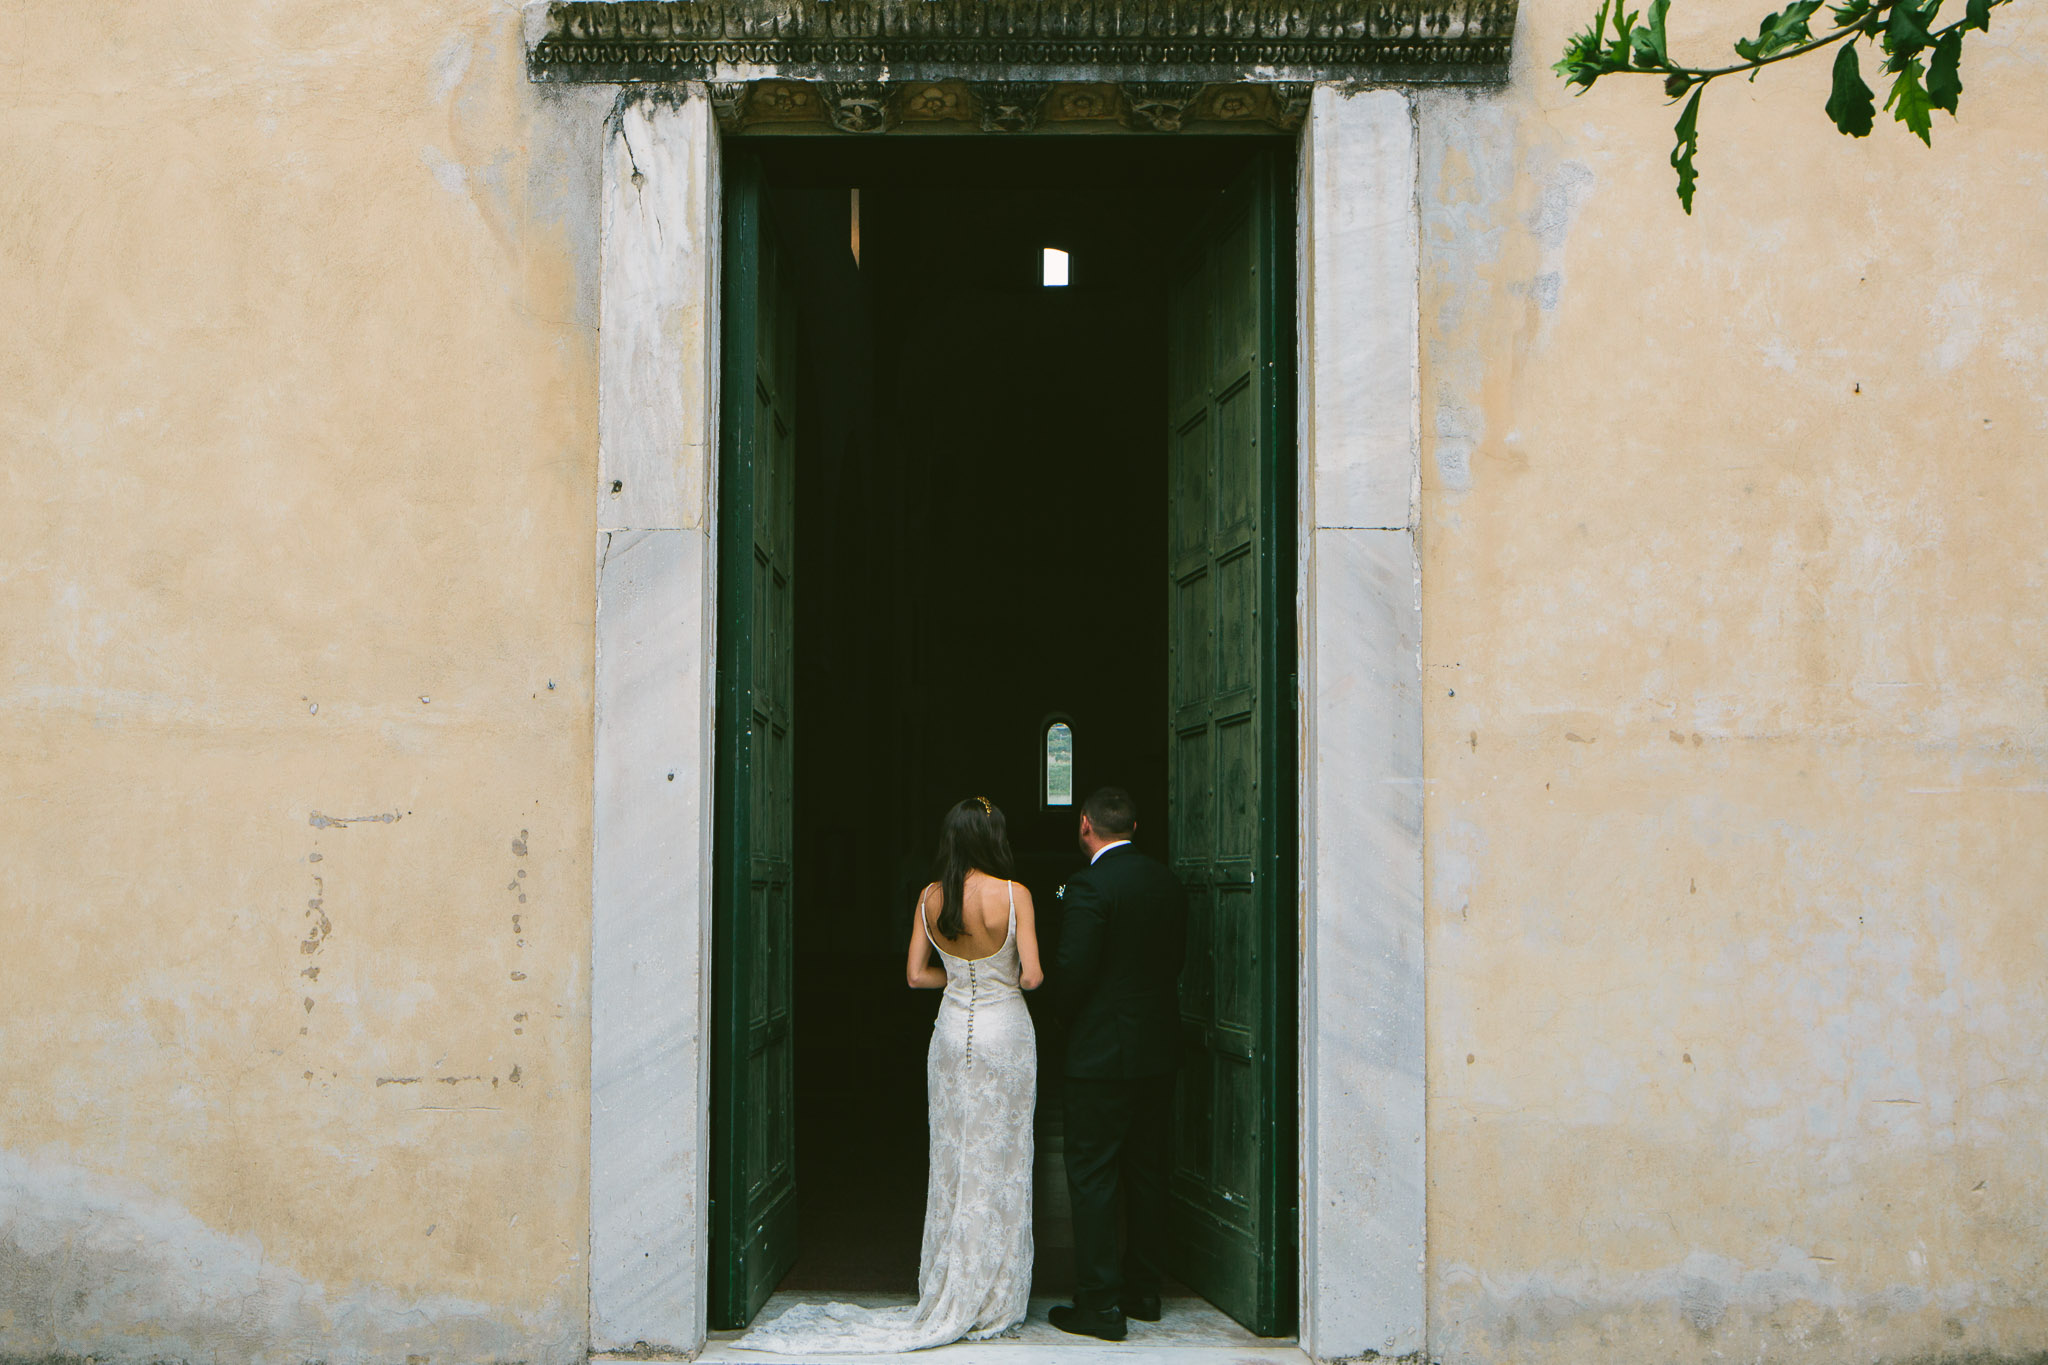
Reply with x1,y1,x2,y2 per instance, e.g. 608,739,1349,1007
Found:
1055,884,1067,900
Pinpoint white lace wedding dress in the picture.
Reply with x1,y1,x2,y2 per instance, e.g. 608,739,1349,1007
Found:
735,884,1037,1354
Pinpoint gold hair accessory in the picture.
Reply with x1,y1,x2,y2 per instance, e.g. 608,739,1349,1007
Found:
976,796,992,815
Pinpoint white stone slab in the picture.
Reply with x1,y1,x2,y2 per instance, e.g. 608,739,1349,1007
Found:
672,1294,1308,1365
591,525,717,1353
1297,82,1427,1362
1300,87,1420,532
600,89,720,533
592,82,723,1356
1298,527,1425,1361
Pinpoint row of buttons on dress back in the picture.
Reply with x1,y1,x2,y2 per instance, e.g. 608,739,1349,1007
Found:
963,960,976,1071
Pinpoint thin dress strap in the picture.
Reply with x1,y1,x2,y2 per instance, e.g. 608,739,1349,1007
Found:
920,887,943,955
1007,880,1016,938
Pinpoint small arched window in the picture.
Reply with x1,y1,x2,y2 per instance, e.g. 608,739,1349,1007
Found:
1044,721,1075,808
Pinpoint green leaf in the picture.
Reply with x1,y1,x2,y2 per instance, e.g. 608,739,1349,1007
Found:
1555,0,1623,87
1830,0,1874,28
1735,0,1823,60
1884,0,1936,61
1927,29,1962,111
1631,0,1673,65
1826,40,1877,134
1671,87,1703,212
1607,4,1642,65
1886,56,1935,143
1965,0,1992,30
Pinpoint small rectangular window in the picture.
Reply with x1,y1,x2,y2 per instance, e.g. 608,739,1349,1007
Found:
1045,722,1074,807
1042,247,1069,288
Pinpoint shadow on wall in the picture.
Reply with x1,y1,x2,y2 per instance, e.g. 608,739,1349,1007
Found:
0,1151,582,1365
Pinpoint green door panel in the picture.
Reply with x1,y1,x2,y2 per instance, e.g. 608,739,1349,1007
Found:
711,154,800,1331
1165,150,1297,1339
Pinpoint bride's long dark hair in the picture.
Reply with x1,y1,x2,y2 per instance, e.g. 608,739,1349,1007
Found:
931,797,1015,939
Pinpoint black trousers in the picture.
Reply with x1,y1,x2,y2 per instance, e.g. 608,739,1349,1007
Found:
1063,1072,1175,1311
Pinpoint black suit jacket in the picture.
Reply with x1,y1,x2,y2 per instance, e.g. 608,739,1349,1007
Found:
1054,843,1189,1080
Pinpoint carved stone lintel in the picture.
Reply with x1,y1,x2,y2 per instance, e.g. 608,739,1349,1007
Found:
530,0,1516,85
1120,82,1203,133
698,79,1325,136
974,82,1050,134
896,81,973,123
1047,85,1116,122
1272,81,1315,130
1205,85,1265,123
707,80,750,129
823,80,890,133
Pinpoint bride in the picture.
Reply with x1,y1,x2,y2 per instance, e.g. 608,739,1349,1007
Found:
736,796,1045,1354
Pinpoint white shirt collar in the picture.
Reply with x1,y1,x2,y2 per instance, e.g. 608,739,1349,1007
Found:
1090,839,1132,865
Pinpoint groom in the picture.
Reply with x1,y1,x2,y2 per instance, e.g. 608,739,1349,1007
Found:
1049,786,1189,1341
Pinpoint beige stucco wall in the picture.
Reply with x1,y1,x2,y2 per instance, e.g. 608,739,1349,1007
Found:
1,2,606,1359
1420,0,2048,1360
5,0,2047,1360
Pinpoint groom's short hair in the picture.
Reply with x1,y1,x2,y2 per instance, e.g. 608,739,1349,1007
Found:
1081,787,1136,837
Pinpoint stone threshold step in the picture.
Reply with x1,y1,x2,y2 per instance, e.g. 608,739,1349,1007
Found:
598,1292,1309,1365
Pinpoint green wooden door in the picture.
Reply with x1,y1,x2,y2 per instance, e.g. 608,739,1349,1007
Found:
711,155,800,1331
1165,151,1297,1338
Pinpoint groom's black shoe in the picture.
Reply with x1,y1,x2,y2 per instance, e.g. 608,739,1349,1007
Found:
1049,1305,1128,1341
1121,1295,1162,1322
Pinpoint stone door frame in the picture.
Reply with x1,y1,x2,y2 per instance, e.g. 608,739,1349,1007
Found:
586,86,1424,1363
